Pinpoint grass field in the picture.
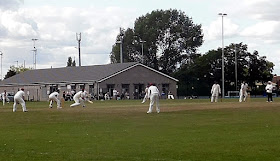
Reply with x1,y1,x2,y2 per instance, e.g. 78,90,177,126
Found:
1,98,280,161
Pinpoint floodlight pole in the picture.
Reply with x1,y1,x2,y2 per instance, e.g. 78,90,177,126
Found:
0,51,2,80
76,32,81,66
15,60,18,68
32,38,38,69
235,45,238,91
119,28,124,63
218,13,227,98
140,40,146,64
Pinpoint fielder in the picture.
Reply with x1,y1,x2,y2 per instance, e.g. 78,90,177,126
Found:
2,90,10,106
13,88,28,112
211,81,221,103
70,89,87,107
239,81,248,102
141,85,149,103
49,90,62,109
147,84,160,114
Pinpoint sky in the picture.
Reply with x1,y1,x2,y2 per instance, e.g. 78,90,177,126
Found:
0,0,280,80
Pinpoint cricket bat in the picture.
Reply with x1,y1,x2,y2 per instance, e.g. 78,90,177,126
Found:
87,100,93,104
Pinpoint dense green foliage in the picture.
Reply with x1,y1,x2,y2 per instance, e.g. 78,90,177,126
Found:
1,99,280,160
4,65,31,79
110,9,203,74
66,57,76,67
175,43,274,96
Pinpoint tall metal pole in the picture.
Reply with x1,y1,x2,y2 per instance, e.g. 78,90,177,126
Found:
76,33,81,66
218,13,227,98
235,45,238,91
140,40,146,64
119,28,123,63
0,51,2,80
32,38,38,69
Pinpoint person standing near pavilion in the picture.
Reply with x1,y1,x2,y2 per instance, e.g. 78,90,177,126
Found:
13,88,28,112
147,83,160,114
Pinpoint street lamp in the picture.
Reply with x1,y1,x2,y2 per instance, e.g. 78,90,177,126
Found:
218,13,227,98
139,40,146,64
32,38,38,69
15,60,18,68
0,51,2,80
76,33,81,66
116,27,124,63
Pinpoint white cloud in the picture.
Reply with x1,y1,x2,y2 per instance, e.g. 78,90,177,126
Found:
202,18,239,41
240,21,280,37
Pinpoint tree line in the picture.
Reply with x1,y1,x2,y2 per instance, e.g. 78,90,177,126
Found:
2,9,274,97
110,9,274,96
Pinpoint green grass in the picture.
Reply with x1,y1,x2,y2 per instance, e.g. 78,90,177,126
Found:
1,98,280,161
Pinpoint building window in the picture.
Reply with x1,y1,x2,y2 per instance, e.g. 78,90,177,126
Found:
121,84,130,99
71,84,76,92
50,85,58,93
89,85,94,95
107,84,115,96
80,84,85,90
162,84,169,98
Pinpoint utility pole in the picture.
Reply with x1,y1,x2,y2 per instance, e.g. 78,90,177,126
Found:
140,40,146,64
76,32,81,66
15,60,18,68
235,45,238,91
32,38,38,69
218,13,227,98
0,51,3,80
118,27,124,63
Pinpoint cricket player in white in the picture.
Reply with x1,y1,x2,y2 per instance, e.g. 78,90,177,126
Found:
70,89,87,107
141,85,149,103
147,84,160,114
239,81,248,102
211,82,221,103
2,90,10,106
13,88,28,112
49,90,61,109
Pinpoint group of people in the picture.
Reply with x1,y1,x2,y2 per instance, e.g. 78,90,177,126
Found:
211,80,275,103
2,80,276,113
2,88,90,112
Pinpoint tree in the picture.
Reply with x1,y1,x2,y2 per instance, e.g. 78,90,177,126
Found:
110,9,203,75
67,57,76,67
4,65,31,79
174,43,274,96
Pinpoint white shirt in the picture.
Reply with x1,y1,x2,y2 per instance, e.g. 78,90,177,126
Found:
14,90,25,99
49,92,59,98
148,85,159,98
113,89,117,96
240,83,248,92
74,91,87,99
266,84,273,93
211,84,221,96
1,92,7,99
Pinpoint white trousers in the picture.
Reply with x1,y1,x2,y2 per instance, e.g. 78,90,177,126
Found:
239,91,247,102
211,95,219,102
168,94,174,99
142,93,148,103
49,96,61,108
13,97,27,112
70,96,85,107
147,94,160,113
3,97,10,106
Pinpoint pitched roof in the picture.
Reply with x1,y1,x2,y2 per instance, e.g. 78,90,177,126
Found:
0,62,178,86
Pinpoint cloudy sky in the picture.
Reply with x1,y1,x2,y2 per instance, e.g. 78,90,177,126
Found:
0,0,279,79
